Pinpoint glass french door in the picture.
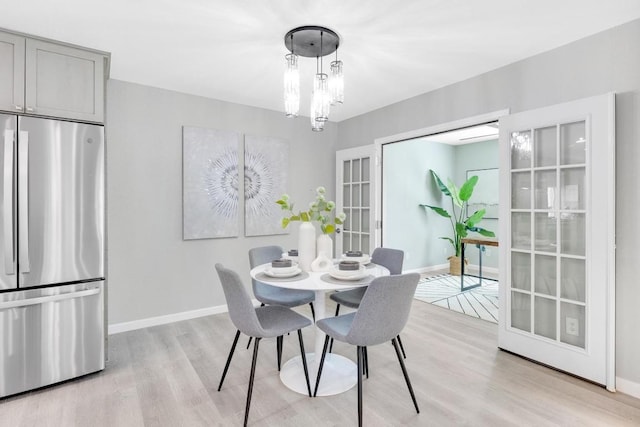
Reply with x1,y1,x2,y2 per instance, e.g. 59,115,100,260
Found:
499,93,615,389
335,145,375,256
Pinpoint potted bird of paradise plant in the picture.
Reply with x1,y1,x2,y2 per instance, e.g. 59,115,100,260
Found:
419,170,495,275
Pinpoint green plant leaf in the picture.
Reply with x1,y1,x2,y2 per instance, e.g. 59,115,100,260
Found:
439,237,455,246
448,179,463,208
459,175,478,201
456,222,468,238
290,215,300,221
430,170,452,197
466,209,486,228
281,217,290,228
275,200,287,206
300,211,310,222
474,227,496,237
420,204,451,218
335,218,343,225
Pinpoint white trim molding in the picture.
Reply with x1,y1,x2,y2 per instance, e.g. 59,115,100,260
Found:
108,299,260,335
616,377,640,399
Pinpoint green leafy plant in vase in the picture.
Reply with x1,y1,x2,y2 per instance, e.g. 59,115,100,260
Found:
276,186,346,264
419,170,495,275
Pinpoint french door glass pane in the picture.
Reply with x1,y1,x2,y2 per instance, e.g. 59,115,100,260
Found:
534,126,557,167
352,208,360,231
534,170,557,210
352,159,361,182
511,292,531,332
362,208,370,233
534,296,557,340
535,212,556,252
511,130,532,169
361,234,370,253
343,184,350,207
511,212,531,250
362,183,370,207
560,121,586,165
560,302,586,349
343,160,351,183
361,158,370,181
343,209,351,231
511,252,531,291
561,258,586,302
534,254,556,296
560,213,585,256
560,168,585,210
342,232,351,252
353,184,361,207
512,172,531,209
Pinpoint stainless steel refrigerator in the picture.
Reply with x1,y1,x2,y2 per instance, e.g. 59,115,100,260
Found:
0,114,105,398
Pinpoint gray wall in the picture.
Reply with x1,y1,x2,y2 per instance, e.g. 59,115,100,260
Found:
338,19,640,386
106,80,337,324
382,138,455,270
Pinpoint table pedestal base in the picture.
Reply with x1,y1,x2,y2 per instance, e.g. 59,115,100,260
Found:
280,352,357,396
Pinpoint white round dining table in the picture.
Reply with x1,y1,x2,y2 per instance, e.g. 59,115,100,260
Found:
250,262,390,396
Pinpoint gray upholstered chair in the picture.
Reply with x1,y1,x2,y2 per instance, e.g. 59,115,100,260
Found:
314,273,421,426
246,246,315,354
215,263,312,426
329,247,407,358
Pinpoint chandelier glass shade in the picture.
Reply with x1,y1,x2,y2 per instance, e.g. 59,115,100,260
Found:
284,26,343,131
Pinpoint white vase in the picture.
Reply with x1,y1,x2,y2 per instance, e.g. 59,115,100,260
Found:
316,233,334,260
311,251,333,272
298,222,316,272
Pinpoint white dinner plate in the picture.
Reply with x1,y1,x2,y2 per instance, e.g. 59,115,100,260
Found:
329,268,368,281
263,267,302,278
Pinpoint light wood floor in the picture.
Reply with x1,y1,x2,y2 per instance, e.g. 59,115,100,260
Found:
2,298,640,426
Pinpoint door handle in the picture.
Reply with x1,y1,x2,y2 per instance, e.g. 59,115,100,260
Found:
0,287,101,310
18,130,29,274
3,130,15,275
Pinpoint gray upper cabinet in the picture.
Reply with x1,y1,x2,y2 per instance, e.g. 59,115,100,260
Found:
0,32,25,113
0,30,107,123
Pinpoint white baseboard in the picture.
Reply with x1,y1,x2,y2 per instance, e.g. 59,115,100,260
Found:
107,299,260,335
404,264,499,277
404,263,449,274
616,376,640,399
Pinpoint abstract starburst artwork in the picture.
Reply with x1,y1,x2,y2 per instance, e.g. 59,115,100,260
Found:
244,135,289,236
183,126,240,239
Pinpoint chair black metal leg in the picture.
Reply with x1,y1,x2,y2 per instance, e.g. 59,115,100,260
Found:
357,346,364,427
313,335,331,397
329,304,341,353
244,337,261,427
397,334,407,359
218,330,241,391
391,338,419,414
309,302,316,322
277,335,283,371
297,329,312,397
364,346,369,379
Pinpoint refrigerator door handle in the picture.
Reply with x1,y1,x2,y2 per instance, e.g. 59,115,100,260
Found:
18,130,30,274
3,130,15,275
0,287,101,310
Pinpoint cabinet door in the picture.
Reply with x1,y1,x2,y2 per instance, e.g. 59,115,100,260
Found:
0,32,25,113
25,39,104,123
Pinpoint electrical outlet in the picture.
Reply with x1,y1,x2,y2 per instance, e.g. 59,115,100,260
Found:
566,317,579,337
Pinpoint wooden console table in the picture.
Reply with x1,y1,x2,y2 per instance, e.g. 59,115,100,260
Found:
460,237,499,291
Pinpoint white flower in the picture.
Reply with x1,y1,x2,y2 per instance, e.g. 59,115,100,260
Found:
281,194,289,201
316,186,326,195
337,212,346,222
327,201,335,210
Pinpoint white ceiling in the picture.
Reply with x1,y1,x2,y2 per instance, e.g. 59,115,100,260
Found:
2,1,639,122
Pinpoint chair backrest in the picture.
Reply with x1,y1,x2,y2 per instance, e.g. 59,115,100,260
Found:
248,245,284,297
346,272,420,346
371,247,404,275
215,263,265,337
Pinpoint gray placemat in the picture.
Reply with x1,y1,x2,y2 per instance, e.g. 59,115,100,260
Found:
334,261,377,270
255,271,309,282
320,273,374,286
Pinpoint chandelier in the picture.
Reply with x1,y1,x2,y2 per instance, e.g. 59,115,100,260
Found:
284,26,344,132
